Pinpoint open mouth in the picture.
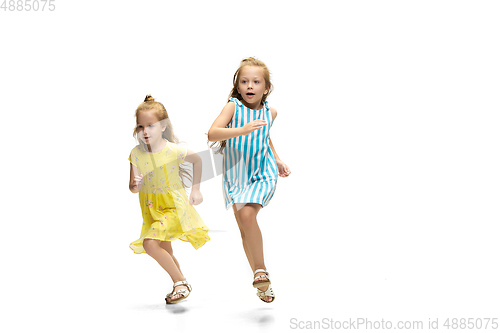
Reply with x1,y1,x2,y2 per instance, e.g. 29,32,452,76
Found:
246,92,255,96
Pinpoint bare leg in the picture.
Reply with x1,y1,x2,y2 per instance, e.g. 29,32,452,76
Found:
233,204,255,272
143,239,186,301
233,203,272,302
160,241,182,274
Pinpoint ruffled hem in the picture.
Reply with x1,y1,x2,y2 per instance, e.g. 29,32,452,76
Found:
225,200,265,210
129,226,210,254
224,178,277,210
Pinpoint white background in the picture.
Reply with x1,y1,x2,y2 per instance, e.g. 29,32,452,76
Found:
1,1,499,332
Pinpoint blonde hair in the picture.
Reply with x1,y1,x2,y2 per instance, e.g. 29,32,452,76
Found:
211,57,273,154
228,57,273,104
133,94,192,188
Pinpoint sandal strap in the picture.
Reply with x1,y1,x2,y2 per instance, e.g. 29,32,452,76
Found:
254,269,270,282
254,274,270,281
172,280,192,291
254,269,268,275
170,288,190,297
257,286,275,297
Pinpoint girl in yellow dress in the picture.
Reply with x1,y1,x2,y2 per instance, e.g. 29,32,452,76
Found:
128,95,210,304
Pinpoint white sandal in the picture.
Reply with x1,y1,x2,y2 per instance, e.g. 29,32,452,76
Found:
257,285,275,303
253,269,271,289
165,280,192,304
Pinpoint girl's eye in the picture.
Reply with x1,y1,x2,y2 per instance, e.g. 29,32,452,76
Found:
254,81,259,84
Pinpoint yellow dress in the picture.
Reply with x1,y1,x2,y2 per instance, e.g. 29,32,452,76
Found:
128,140,210,254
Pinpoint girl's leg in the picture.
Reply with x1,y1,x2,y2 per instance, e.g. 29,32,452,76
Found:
233,203,273,302
160,241,182,274
143,239,186,301
232,204,256,272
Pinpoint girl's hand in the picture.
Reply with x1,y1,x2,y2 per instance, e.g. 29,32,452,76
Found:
241,120,267,135
276,160,291,177
189,189,203,205
133,174,144,190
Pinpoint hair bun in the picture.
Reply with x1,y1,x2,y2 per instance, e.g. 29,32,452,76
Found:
144,94,155,102
242,56,257,63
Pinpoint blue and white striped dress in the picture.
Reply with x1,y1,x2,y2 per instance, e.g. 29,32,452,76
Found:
222,97,278,210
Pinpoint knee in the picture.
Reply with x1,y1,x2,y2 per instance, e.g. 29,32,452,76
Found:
143,239,160,255
237,216,257,236
238,209,255,223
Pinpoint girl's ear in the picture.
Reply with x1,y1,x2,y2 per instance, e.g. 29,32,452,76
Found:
264,82,271,95
159,118,168,133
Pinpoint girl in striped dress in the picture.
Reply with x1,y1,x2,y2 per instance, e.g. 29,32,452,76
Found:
208,58,291,303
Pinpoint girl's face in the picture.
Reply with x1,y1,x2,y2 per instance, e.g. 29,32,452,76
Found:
237,66,269,110
136,110,166,146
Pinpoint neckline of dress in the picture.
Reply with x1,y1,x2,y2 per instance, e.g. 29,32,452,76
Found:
141,140,169,154
233,98,267,112
244,105,265,112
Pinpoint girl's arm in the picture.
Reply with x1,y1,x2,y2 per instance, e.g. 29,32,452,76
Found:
184,149,203,205
269,138,281,162
129,162,143,193
208,102,267,142
184,150,202,192
269,107,280,160
269,108,291,177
